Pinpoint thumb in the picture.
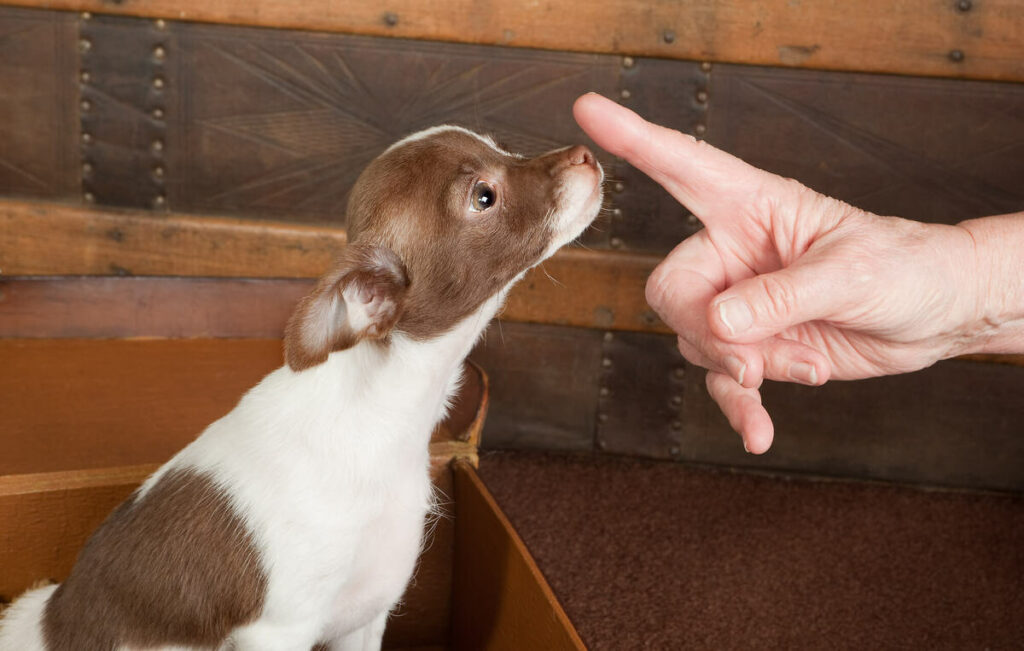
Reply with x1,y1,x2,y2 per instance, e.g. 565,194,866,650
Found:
708,260,849,343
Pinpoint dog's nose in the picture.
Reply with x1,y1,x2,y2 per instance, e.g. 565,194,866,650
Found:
566,145,596,167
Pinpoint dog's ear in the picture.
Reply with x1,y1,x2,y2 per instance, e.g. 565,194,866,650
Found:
285,244,409,371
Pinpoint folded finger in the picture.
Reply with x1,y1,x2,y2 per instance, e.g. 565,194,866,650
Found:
705,371,775,454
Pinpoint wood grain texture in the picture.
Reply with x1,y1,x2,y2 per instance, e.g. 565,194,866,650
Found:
451,461,583,651
0,200,667,333
0,6,77,200
4,1,1023,81
168,21,618,237
0,276,312,338
707,65,1024,224
0,339,482,475
0,200,348,277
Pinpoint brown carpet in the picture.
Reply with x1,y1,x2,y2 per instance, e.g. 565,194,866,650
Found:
478,450,1024,650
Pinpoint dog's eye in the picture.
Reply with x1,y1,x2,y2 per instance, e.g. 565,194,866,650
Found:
470,181,497,212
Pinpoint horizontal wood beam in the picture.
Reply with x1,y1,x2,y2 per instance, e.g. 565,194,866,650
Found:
0,199,665,334
4,0,1022,82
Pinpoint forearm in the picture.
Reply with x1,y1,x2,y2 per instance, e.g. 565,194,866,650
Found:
957,211,1024,355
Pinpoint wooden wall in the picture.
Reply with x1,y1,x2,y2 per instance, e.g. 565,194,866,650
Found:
1,3,1023,491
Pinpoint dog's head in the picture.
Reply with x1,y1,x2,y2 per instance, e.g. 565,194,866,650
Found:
285,126,603,371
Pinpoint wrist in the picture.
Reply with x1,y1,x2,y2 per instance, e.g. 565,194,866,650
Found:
954,212,1024,356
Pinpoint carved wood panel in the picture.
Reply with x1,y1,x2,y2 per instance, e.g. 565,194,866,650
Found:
168,21,621,237
0,7,77,200
708,65,1024,224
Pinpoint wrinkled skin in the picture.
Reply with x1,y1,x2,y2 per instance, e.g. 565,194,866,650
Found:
574,93,1022,454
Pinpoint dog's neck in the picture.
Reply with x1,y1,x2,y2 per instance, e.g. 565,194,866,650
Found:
275,290,506,448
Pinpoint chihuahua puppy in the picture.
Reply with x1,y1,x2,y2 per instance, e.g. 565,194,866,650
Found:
0,125,602,651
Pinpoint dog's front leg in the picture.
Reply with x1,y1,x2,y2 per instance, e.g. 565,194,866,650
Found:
327,609,388,651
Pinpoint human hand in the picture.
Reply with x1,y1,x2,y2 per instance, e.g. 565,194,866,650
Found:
573,93,993,454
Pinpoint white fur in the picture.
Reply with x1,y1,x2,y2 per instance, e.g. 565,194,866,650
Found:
0,128,602,651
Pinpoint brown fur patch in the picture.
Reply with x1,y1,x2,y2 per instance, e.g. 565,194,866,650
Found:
345,130,583,341
284,243,409,371
42,468,267,650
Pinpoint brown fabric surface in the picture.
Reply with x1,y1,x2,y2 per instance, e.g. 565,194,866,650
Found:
478,450,1024,650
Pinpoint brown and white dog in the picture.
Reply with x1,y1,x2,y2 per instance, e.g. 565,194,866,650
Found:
0,126,602,651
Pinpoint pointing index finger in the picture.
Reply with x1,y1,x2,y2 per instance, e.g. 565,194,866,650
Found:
572,92,767,222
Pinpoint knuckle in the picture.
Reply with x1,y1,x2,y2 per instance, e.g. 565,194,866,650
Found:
645,265,675,311
754,274,797,321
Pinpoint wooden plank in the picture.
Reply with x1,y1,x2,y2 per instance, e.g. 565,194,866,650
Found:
0,276,312,338
0,200,348,278
0,7,77,200
0,339,482,475
3,1,1023,82
451,461,584,651
0,459,461,649
0,200,665,333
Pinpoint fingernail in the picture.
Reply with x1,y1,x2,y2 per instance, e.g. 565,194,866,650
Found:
717,298,753,336
723,356,746,386
742,438,750,453
790,362,818,385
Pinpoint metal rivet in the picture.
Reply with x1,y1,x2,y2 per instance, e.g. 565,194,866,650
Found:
673,367,685,380
620,88,631,100
80,99,92,112
610,237,623,248
598,413,608,424
670,395,682,407
613,181,625,193
79,38,91,54
152,76,165,89
80,70,91,83
82,162,93,174
662,29,676,44
686,213,699,225
383,12,399,26
599,387,610,398
153,165,165,178
669,446,681,456
603,331,614,343
700,61,712,72
671,420,683,431
152,139,164,153
949,49,965,62
956,0,972,11
152,107,165,120
81,132,92,144
83,191,95,203
155,19,167,30
622,56,635,68
153,194,166,208
694,123,707,135
81,11,91,20
602,357,613,368
154,45,167,60
696,89,708,103
597,439,607,450
612,207,623,218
